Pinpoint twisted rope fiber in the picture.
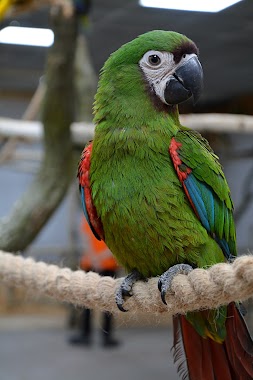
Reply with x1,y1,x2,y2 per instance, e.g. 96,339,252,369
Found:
1,250,253,314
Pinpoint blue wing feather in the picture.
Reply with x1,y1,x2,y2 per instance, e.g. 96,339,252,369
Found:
184,174,232,260
80,186,89,223
184,175,211,232
80,186,101,241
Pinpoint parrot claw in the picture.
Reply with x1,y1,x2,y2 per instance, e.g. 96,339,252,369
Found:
158,264,193,305
116,270,143,312
228,254,236,263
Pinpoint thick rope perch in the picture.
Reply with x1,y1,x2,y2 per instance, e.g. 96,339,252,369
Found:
0,251,253,315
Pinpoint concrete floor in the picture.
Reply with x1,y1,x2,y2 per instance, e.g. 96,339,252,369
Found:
0,315,179,380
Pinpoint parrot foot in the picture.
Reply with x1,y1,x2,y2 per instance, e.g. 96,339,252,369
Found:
116,270,143,312
158,264,193,305
228,254,236,263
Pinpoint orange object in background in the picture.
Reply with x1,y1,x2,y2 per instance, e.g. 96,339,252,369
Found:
80,218,119,272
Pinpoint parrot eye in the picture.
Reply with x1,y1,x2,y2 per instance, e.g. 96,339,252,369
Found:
148,54,161,66
140,50,165,69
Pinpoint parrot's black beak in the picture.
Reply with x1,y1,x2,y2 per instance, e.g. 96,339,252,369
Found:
164,56,203,105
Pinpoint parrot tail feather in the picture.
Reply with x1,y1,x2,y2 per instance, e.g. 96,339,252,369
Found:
172,316,189,380
172,303,253,380
224,302,253,379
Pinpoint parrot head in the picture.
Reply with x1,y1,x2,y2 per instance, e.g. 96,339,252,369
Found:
139,38,203,106
98,30,203,108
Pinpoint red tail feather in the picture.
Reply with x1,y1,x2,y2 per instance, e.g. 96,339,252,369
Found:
224,303,253,379
173,303,253,380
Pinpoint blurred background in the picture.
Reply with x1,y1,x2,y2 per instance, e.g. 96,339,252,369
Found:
0,0,253,379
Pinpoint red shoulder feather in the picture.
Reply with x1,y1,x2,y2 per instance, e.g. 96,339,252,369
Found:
78,142,104,240
169,137,198,216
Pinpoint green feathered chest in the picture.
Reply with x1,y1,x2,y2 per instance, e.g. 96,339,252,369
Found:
89,125,217,277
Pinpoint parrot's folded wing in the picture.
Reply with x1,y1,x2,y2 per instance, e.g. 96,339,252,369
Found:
169,129,236,259
78,142,104,241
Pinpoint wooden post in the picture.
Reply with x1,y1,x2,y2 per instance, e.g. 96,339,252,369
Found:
0,6,78,252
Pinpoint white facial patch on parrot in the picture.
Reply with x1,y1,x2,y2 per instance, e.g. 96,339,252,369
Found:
139,50,196,105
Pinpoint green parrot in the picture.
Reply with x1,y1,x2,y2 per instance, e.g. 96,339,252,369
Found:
78,30,253,379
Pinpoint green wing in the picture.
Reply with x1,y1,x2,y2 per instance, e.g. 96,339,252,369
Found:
170,128,236,259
